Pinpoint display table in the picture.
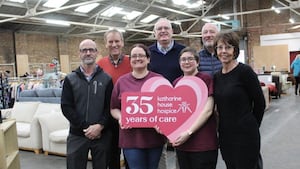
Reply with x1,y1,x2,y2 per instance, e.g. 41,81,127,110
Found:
0,119,20,169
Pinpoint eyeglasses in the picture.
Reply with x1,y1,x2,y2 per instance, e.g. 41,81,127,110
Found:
80,48,97,53
180,57,196,63
130,54,147,59
156,26,171,31
215,45,234,51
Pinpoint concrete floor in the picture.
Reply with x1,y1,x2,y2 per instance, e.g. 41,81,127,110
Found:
19,88,300,169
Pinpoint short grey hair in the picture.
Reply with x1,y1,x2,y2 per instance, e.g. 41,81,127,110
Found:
153,18,172,31
104,29,124,42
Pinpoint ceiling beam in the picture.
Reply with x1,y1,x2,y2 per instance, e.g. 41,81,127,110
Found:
0,0,105,23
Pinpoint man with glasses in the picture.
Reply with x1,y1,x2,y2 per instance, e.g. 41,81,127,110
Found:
97,29,131,169
199,23,222,77
149,18,185,169
61,39,113,169
149,18,186,83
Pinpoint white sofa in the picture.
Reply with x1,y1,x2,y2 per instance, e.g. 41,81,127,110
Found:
1,102,61,154
38,109,69,155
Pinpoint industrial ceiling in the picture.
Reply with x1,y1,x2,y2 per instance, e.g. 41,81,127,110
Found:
0,0,300,41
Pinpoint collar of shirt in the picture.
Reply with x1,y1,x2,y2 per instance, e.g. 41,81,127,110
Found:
109,54,125,67
157,40,174,55
80,65,98,81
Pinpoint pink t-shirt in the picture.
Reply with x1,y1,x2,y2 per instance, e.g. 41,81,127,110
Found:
111,71,166,148
173,72,218,152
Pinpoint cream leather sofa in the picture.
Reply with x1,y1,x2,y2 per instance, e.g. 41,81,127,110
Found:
2,102,61,154
38,109,69,155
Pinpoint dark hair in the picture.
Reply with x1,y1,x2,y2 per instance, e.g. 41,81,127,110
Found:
179,47,199,63
214,31,240,59
130,43,151,58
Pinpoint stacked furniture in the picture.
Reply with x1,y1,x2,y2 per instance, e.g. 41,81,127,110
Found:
0,119,20,169
258,74,281,99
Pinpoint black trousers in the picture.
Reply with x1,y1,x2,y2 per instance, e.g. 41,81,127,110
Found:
295,76,300,94
109,121,121,169
220,143,260,169
66,132,112,169
176,149,218,169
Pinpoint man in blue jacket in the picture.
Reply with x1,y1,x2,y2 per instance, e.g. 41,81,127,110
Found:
198,23,222,77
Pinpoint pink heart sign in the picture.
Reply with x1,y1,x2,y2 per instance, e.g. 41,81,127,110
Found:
121,76,208,143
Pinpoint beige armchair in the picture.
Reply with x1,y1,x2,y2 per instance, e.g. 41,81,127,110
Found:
7,102,61,154
38,109,69,156
10,102,41,153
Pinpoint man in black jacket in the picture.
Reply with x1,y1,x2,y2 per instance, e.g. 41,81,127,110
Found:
61,39,113,169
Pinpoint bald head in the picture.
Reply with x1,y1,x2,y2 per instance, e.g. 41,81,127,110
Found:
79,39,98,65
79,39,97,49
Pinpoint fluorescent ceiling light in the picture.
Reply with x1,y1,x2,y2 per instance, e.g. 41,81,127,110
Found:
218,14,230,20
43,0,69,8
140,14,159,23
172,0,205,8
202,18,212,23
122,11,142,20
271,6,280,14
173,21,181,25
109,28,126,33
289,18,295,24
46,19,70,26
101,7,123,17
75,3,100,13
7,0,25,3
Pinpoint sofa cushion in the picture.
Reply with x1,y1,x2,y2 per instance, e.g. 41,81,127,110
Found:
38,109,69,134
19,90,37,97
11,102,40,123
36,88,55,97
16,122,31,137
49,129,68,143
53,88,62,97
34,103,60,117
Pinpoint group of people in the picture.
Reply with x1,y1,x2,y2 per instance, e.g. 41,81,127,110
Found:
61,17,266,169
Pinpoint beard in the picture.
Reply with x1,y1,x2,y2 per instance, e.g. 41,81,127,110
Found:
82,57,95,65
203,41,214,49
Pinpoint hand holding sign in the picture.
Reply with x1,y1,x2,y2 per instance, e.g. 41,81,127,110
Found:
121,76,208,143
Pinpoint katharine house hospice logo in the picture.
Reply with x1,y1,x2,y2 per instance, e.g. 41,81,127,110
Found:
121,76,208,142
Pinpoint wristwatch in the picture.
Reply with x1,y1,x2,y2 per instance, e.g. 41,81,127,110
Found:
187,129,193,136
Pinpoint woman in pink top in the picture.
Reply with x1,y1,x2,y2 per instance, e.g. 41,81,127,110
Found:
110,43,166,169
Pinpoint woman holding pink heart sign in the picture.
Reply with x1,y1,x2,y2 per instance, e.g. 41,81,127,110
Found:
173,47,218,169
110,43,166,169
213,31,266,169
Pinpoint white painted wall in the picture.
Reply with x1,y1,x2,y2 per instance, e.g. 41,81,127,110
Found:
260,32,300,52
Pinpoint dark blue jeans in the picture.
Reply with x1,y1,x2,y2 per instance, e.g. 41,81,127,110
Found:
123,146,163,169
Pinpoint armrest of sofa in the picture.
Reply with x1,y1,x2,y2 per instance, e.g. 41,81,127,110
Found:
38,110,69,151
1,108,12,119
